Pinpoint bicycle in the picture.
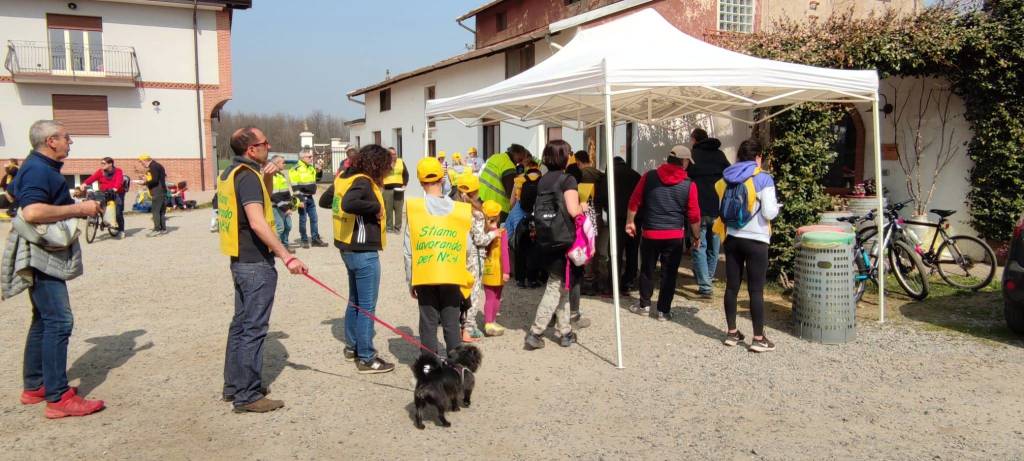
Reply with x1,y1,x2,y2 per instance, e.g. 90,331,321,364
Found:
84,190,120,243
838,199,930,301
867,209,995,291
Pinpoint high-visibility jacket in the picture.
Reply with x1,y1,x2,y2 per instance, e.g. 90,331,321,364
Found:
332,173,386,248
406,198,474,297
271,172,293,208
383,158,406,187
288,160,318,195
217,163,274,257
478,152,514,213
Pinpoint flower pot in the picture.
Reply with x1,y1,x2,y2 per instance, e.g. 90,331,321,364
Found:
905,214,934,250
845,196,886,218
986,239,1010,266
819,211,854,233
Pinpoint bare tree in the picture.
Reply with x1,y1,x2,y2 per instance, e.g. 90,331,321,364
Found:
214,111,349,163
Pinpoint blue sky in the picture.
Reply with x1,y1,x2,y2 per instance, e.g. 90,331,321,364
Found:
229,0,482,119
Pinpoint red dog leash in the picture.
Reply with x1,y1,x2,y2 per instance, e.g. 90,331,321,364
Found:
303,272,438,357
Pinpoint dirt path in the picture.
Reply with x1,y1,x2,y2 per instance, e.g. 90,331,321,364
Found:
1,207,1022,460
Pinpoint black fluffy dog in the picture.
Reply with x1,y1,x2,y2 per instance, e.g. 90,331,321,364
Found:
411,344,482,429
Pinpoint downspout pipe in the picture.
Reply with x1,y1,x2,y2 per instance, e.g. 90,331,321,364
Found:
347,94,366,106
193,0,207,190
456,17,475,35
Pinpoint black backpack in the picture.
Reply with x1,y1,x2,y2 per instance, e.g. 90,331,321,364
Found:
532,174,576,252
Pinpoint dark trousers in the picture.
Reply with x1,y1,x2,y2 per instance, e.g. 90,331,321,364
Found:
724,236,769,336
616,225,640,288
23,271,73,402
224,261,277,406
415,285,463,356
638,237,685,313
150,186,166,231
513,223,544,284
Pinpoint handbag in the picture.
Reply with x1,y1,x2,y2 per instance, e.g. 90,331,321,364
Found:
11,215,82,251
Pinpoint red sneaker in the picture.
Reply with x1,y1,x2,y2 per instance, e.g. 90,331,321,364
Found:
44,388,104,419
20,386,78,405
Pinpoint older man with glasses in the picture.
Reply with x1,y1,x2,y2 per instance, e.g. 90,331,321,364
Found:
80,157,126,239
288,149,327,248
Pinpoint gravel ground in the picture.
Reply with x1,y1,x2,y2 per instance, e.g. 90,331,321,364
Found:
1,204,1022,460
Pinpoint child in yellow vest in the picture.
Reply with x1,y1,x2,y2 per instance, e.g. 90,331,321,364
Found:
404,157,475,356
480,200,510,336
454,172,501,342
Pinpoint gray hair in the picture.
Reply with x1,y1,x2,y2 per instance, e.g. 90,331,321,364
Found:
29,120,65,150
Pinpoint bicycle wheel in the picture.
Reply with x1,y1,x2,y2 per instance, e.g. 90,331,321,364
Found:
854,245,877,302
107,221,119,237
85,216,99,243
889,240,929,300
935,235,996,290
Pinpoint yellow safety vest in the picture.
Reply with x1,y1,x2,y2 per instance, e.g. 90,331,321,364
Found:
383,158,405,187
272,173,290,194
407,198,474,296
288,161,317,188
479,152,514,213
217,164,275,257
332,173,387,248
482,238,503,286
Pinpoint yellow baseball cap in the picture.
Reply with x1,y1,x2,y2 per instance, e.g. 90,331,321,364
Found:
452,152,462,161
467,147,478,155
417,157,444,183
138,154,152,161
482,200,501,218
456,172,479,193
437,151,447,158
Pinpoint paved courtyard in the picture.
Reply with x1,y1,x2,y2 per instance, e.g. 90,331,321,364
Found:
0,205,1022,459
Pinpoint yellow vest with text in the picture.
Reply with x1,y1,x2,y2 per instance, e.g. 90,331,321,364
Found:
407,198,474,296
382,158,405,187
478,152,514,213
482,238,503,286
332,173,386,248
217,164,275,257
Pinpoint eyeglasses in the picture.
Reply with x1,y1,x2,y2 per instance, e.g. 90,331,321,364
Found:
249,140,271,149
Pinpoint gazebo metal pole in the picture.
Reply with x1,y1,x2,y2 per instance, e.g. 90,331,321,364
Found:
871,92,886,323
604,80,624,369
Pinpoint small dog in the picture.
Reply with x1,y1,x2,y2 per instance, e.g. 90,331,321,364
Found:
411,344,482,429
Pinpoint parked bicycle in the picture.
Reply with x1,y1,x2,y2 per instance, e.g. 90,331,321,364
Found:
859,209,996,291
838,199,930,301
84,190,120,243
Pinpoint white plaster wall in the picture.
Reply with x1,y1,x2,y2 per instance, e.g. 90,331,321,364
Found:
0,83,204,158
1,0,219,84
632,113,752,172
859,77,976,236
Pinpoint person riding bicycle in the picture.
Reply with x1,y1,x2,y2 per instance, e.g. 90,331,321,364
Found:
80,157,125,238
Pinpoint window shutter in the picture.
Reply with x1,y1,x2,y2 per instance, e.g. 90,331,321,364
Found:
47,14,103,31
53,94,109,136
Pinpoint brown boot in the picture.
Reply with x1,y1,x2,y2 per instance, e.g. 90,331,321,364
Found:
233,397,284,413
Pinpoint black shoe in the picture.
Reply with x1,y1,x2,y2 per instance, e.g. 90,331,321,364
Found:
656,311,672,322
524,333,545,350
749,337,776,353
300,240,311,249
559,332,577,347
723,330,746,347
343,347,356,361
311,239,328,248
516,280,527,288
356,357,395,374
699,290,714,299
528,280,543,289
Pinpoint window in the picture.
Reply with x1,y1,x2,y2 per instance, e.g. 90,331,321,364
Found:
505,43,535,79
496,11,508,31
53,94,108,135
373,131,382,145
426,86,437,128
393,128,403,156
565,0,581,4
379,89,391,112
482,121,500,159
47,14,103,73
355,135,361,147
547,126,562,141
428,139,437,157
718,0,754,33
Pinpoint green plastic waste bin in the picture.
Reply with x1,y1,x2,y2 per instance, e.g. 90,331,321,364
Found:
793,231,857,344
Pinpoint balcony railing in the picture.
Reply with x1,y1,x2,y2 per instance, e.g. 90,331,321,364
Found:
4,40,140,85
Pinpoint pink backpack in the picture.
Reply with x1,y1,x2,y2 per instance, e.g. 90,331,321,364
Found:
564,212,597,288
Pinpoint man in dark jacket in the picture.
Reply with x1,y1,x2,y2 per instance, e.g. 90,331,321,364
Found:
625,146,701,321
598,156,641,292
138,155,167,235
687,128,731,298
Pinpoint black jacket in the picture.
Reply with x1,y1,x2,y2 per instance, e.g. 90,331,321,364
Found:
144,161,167,191
335,173,383,252
598,158,641,228
687,138,730,219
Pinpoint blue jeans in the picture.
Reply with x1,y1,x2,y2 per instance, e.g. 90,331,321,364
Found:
23,270,74,402
224,261,277,406
341,251,380,363
273,207,292,244
297,195,320,242
691,219,721,294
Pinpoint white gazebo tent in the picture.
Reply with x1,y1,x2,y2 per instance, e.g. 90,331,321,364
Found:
426,8,886,368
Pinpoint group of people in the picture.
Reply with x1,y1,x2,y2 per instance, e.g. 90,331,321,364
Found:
7,118,779,418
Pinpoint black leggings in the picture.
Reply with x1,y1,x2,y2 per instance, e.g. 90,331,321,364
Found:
724,236,769,336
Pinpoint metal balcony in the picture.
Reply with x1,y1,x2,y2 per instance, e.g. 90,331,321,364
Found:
4,40,140,86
